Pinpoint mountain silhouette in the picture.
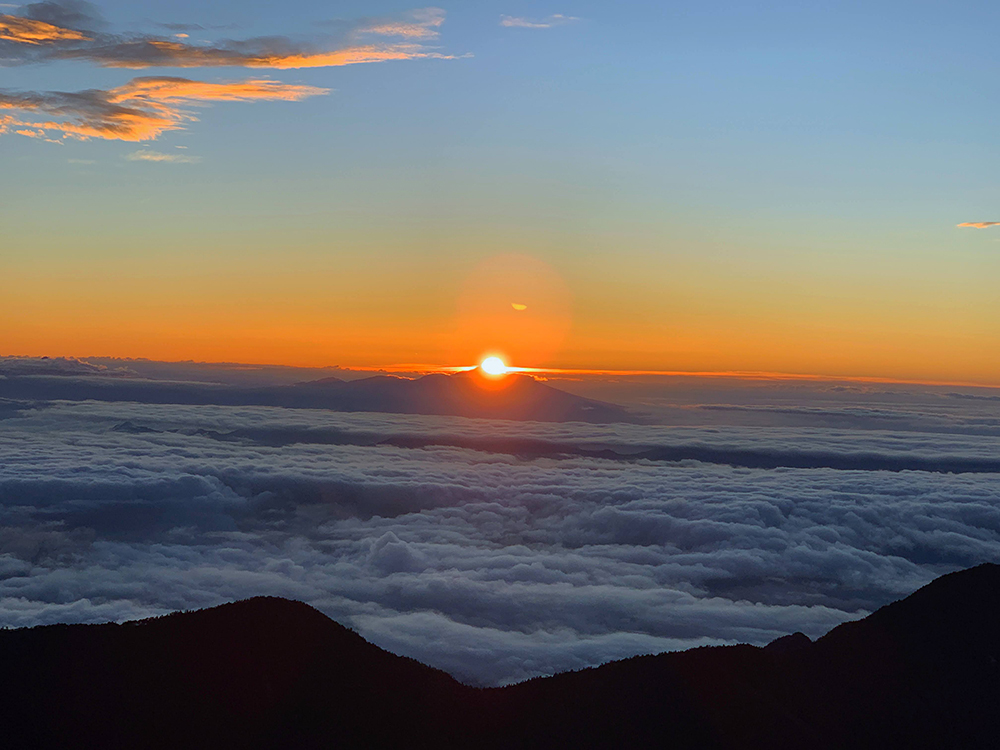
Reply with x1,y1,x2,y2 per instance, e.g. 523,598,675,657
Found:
285,370,633,422
2,564,999,749
0,370,637,423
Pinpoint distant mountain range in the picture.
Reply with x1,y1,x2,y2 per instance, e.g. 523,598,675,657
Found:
0,369,638,423
3,564,999,749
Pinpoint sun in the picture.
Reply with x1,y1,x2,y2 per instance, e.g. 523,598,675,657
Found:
480,356,508,376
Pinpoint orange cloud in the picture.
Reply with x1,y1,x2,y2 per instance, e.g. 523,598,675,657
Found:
0,76,328,142
53,40,455,69
0,14,90,44
357,7,446,39
0,6,455,144
1,7,455,70
107,76,325,103
957,222,1000,229
244,44,454,69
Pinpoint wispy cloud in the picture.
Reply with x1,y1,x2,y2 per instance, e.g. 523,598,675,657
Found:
957,222,1000,229
49,39,455,70
16,0,106,30
1,5,454,69
0,76,327,142
125,148,200,163
355,7,445,40
0,3,456,143
500,13,579,29
0,13,90,44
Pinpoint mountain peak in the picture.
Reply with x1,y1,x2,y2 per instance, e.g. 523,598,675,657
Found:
4,565,1000,749
763,631,812,654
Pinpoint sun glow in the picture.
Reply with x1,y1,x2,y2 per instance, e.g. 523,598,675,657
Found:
480,356,508,376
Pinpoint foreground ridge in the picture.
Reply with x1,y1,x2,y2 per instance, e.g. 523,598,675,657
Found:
2,565,999,749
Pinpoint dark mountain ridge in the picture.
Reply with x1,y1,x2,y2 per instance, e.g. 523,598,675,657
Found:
288,370,633,422
2,564,999,749
0,370,638,423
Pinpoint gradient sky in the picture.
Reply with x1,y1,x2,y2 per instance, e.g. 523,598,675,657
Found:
3,0,1000,382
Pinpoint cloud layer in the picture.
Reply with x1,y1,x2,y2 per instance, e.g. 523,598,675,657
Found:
0,3,453,143
1,398,998,685
957,222,1000,229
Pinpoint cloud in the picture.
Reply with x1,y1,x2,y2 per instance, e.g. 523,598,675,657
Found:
0,13,90,43
1,398,999,685
50,38,456,70
500,14,579,29
957,222,1000,229
125,148,200,163
1,5,454,69
0,1,102,51
0,4,457,145
0,76,327,141
355,7,446,40
20,0,104,31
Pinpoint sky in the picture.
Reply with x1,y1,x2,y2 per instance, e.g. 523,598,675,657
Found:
3,0,1000,382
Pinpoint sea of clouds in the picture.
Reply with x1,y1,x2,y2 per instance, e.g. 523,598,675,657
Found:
2,396,1000,685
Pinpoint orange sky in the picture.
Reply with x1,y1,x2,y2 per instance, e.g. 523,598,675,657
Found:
4,242,999,386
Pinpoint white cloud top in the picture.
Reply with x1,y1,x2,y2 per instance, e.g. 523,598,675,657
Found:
1,395,998,685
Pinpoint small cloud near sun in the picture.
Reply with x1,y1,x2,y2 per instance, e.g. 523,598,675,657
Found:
957,222,1000,229
511,303,527,311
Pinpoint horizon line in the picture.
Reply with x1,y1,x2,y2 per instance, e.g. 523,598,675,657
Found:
4,353,1000,390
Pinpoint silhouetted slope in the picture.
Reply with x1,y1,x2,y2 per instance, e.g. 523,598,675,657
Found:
2,565,999,749
797,563,1000,749
485,563,1000,750
0,598,469,750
